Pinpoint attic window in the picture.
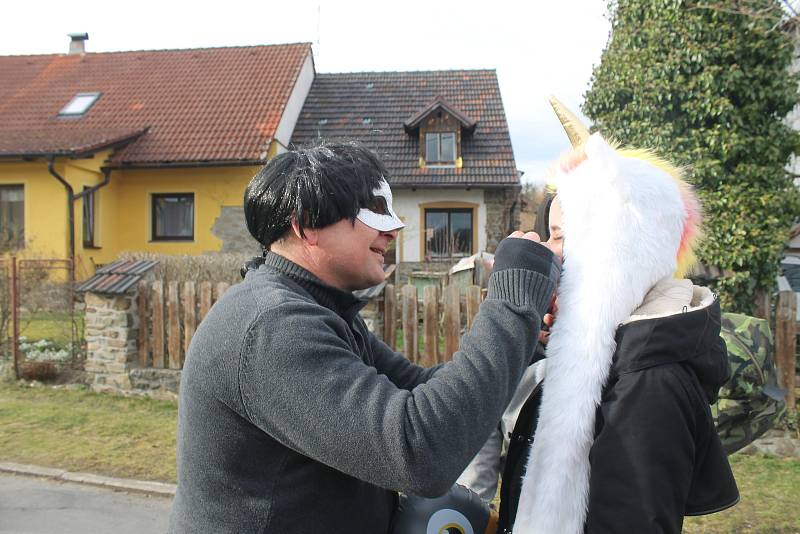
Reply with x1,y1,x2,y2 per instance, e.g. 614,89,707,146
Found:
59,92,101,117
425,132,456,163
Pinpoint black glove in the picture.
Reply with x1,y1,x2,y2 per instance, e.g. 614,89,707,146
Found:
492,237,560,286
391,484,498,534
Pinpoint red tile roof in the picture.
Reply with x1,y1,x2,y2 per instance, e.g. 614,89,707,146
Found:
0,43,312,165
291,70,518,187
0,127,147,157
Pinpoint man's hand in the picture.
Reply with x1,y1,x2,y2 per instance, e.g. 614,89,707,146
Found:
538,296,558,345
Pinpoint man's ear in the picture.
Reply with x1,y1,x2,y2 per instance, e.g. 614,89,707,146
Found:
290,218,319,246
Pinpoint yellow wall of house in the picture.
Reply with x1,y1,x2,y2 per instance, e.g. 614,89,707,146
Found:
104,165,258,260
0,154,261,279
0,160,68,259
0,152,110,279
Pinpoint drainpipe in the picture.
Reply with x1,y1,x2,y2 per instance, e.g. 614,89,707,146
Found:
47,160,114,282
74,166,112,200
48,157,76,283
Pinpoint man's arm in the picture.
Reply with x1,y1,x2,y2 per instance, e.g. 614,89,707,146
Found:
239,238,558,497
368,333,442,389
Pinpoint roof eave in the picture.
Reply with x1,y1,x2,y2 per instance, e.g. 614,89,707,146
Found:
391,182,519,189
106,158,267,170
403,98,478,133
0,127,149,160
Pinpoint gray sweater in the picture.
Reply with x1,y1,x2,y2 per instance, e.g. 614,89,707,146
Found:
169,241,558,533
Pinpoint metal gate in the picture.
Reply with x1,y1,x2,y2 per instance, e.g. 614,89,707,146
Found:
0,256,80,380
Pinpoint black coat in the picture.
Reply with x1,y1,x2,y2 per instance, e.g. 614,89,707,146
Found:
498,299,739,533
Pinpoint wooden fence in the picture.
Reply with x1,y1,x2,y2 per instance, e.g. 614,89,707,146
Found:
133,280,798,405
775,290,798,413
382,283,486,367
137,280,230,369
135,280,485,370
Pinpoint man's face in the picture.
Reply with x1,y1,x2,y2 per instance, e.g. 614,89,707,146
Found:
315,219,398,291
546,196,564,261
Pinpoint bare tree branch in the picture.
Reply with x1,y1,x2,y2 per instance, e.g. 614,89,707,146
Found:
687,0,797,31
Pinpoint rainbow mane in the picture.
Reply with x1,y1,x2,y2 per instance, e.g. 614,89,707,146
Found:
551,143,702,278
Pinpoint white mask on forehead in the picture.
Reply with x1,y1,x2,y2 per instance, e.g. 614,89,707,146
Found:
356,179,405,232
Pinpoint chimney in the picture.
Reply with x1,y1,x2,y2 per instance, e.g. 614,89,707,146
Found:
68,33,88,55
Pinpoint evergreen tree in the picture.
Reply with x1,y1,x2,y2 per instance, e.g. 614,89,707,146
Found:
583,0,800,313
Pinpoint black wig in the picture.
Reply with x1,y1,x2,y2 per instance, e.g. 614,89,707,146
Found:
244,141,389,250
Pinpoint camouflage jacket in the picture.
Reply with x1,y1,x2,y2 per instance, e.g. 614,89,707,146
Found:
715,313,786,454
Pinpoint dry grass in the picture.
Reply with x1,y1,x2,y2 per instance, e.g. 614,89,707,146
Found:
119,251,251,285
683,453,800,533
0,382,176,482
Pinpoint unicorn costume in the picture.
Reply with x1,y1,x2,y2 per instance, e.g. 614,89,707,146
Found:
497,99,739,533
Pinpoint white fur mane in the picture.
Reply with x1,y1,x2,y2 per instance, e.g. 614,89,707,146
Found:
514,134,686,533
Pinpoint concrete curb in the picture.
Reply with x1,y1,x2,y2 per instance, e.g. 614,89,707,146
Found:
0,462,176,498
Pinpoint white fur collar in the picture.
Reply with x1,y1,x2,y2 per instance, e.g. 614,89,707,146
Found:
514,134,690,533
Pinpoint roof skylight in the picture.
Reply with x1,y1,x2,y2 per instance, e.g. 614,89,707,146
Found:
58,92,101,117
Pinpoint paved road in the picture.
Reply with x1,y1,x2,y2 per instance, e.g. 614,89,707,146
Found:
0,474,171,534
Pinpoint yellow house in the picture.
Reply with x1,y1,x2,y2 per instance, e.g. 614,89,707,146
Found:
0,36,315,280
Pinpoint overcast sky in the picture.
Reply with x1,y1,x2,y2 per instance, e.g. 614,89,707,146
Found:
1,0,611,185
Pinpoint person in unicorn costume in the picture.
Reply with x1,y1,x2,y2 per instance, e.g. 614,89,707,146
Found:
497,99,739,534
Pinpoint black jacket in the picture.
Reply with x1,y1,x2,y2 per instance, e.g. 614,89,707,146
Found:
498,298,739,533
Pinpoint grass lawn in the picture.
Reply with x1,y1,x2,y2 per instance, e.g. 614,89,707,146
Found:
0,382,176,482
683,453,800,533
1,382,798,532
12,311,84,346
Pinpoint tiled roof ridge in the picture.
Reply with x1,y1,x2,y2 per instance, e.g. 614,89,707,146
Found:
316,68,496,76
1,42,312,59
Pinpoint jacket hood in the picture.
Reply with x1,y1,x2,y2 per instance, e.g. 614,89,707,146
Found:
612,285,730,404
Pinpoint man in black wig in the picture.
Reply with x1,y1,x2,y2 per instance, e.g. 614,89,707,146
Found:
168,141,560,533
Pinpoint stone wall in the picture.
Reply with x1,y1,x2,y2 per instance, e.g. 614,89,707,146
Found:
211,206,261,255
84,292,180,400
484,187,521,253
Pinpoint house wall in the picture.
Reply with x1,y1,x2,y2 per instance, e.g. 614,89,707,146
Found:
101,165,262,262
392,188,486,264
0,160,71,259
484,186,521,253
0,158,263,279
390,187,519,284
0,152,112,278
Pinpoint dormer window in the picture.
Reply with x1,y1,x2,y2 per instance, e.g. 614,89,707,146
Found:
58,92,101,118
425,132,456,163
404,97,477,169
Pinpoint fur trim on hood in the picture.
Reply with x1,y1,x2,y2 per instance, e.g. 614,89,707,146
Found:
514,133,701,534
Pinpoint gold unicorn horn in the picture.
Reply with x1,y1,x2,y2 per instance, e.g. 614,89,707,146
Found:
549,95,590,148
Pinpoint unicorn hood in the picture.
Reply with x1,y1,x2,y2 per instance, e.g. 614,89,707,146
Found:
513,98,704,534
